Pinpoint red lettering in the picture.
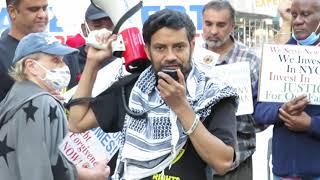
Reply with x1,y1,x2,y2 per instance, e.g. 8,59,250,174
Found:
69,151,81,162
87,153,95,164
82,131,92,142
73,137,82,146
64,141,71,150
65,147,74,156
69,132,77,138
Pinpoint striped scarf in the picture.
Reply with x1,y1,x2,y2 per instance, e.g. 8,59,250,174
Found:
113,63,238,179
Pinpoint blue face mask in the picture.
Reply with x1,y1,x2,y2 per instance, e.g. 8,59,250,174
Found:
292,32,320,45
292,22,320,45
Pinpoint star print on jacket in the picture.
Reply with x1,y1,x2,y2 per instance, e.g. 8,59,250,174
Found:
0,111,8,129
0,81,77,180
0,135,14,167
49,106,58,123
51,155,69,180
23,100,38,123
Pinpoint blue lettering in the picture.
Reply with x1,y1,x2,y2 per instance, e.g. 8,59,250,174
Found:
141,6,160,23
49,7,63,32
1,5,205,33
92,129,119,154
140,5,204,31
112,132,121,138
49,15,63,32
0,8,10,31
100,133,112,147
106,140,115,153
0,7,63,32
94,128,106,141
164,6,186,13
190,5,203,30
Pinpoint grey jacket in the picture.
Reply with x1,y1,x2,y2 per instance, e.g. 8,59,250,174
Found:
0,81,77,180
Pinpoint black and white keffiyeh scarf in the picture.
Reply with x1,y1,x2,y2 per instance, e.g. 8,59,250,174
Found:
113,63,238,179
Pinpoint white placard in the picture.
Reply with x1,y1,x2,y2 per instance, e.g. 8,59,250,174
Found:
192,46,219,70
197,61,253,116
258,44,320,104
59,128,121,168
61,59,127,168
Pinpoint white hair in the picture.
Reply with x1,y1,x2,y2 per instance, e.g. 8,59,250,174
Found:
9,53,44,81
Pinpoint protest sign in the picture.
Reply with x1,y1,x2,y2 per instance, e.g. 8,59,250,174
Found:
59,128,121,168
192,46,219,70
258,44,320,104
196,61,253,115
60,59,126,169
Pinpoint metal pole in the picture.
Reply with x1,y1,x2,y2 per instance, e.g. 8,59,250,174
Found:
249,19,251,48
243,18,246,46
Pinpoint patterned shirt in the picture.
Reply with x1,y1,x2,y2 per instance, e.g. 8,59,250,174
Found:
204,36,261,169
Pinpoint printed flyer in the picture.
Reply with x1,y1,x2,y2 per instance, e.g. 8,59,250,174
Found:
197,61,253,115
59,128,121,168
258,44,320,104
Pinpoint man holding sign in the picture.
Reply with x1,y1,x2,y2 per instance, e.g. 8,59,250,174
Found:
201,1,261,179
254,0,320,179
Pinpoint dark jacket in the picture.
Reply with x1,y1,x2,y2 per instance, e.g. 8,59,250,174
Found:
0,32,18,101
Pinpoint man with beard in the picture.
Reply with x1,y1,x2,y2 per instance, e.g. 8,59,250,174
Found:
0,0,49,101
0,0,79,100
201,1,261,180
254,0,320,179
67,9,238,179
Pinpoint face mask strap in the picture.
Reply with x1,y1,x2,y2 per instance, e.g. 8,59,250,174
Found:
33,60,49,71
315,21,320,35
33,60,69,73
84,20,91,36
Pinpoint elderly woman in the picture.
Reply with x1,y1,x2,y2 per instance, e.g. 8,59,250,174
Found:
0,32,109,180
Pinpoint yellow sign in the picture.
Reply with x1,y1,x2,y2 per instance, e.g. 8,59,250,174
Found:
256,0,280,7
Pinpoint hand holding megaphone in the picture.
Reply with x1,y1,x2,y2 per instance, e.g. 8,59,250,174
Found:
87,29,126,57
90,0,149,73
86,29,117,67
87,28,113,49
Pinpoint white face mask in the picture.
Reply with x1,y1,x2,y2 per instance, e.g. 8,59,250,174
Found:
33,60,71,90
